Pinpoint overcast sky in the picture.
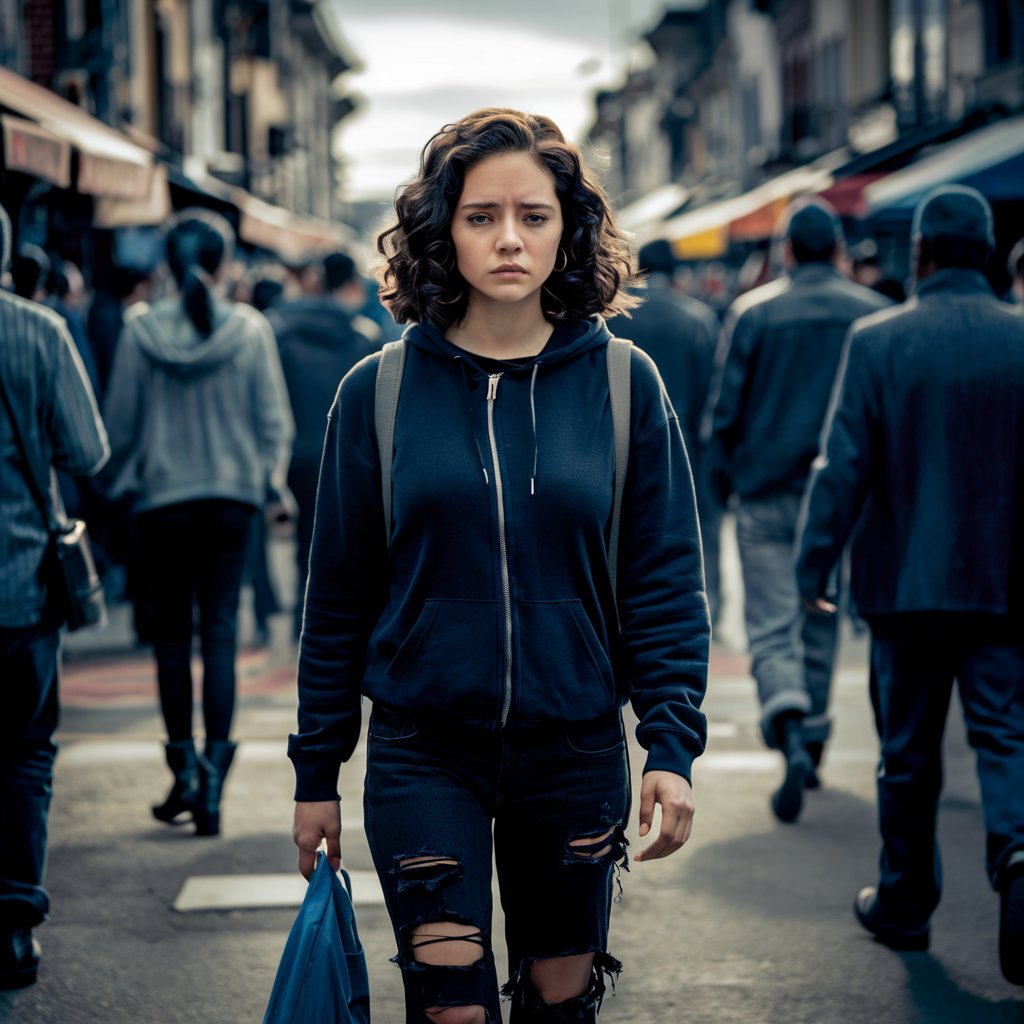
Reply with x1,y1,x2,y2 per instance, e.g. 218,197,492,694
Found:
325,0,696,203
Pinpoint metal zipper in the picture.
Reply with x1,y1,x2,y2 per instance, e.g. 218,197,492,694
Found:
486,372,514,727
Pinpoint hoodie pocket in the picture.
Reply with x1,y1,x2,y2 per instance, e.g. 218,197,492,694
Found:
385,599,499,711
516,599,616,719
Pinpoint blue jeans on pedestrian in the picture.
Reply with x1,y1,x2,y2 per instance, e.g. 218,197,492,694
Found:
868,614,1024,925
735,492,839,748
363,704,631,1023
0,622,60,930
136,499,256,742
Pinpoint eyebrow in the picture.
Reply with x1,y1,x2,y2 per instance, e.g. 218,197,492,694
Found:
458,201,557,212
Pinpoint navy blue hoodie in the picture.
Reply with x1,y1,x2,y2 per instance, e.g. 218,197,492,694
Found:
289,316,709,801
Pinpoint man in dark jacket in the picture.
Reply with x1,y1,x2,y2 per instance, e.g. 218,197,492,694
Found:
267,250,381,639
609,239,721,622
795,185,1024,984
0,204,109,990
707,198,891,824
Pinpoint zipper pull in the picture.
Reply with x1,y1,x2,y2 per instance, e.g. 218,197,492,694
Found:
487,373,502,400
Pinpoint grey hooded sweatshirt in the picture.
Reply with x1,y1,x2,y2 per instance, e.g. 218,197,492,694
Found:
102,297,293,513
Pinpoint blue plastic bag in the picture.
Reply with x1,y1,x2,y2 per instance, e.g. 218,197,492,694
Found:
263,853,371,1023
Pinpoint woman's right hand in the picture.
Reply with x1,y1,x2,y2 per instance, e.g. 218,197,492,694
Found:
292,800,342,880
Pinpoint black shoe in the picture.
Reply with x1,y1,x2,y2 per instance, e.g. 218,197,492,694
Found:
771,744,813,823
0,929,40,991
194,739,237,837
853,887,930,951
999,863,1024,984
152,739,200,824
804,742,824,790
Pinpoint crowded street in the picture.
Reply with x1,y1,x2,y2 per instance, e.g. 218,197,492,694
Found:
0,539,1019,1023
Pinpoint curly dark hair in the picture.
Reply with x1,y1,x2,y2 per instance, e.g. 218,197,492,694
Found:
377,108,640,329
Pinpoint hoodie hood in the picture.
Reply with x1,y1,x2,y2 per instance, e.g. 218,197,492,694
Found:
129,297,252,378
405,315,612,375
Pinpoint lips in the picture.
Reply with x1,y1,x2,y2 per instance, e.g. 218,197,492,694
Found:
492,264,526,274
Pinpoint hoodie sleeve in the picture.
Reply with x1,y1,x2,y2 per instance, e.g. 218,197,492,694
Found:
287,354,388,801
98,316,147,498
248,310,295,491
618,349,710,783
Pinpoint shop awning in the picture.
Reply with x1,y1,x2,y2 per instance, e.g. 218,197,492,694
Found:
662,163,834,259
616,183,691,239
0,66,154,199
865,115,1024,217
1,114,71,188
233,189,355,263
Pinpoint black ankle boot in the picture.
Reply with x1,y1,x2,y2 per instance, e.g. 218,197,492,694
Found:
194,739,237,837
771,713,812,824
152,740,200,824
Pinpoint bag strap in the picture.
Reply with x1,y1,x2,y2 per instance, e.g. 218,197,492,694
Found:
0,365,60,536
374,339,407,546
607,338,631,611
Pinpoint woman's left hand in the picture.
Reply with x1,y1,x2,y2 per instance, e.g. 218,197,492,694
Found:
634,771,694,862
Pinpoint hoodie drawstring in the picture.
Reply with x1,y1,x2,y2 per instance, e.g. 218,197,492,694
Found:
529,363,539,496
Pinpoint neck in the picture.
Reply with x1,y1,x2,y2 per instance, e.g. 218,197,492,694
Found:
446,298,553,359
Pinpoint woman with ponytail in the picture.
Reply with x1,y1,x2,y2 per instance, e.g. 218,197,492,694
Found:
102,209,294,836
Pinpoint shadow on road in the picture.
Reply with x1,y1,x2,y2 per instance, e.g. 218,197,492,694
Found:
899,953,1024,1023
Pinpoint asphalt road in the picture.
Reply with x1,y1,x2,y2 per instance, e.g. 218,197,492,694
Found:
2,532,1022,1023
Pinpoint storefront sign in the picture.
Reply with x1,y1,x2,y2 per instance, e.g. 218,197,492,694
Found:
1,114,71,187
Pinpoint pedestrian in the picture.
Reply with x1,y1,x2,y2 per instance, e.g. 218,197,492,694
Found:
608,238,723,626
705,197,891,823
101,209,294,836
0,202,109,990
289,108,710,1023
266,249,380,641
795,185,1024,984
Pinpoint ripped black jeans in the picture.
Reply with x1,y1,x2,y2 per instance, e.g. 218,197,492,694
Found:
364,704,631,1023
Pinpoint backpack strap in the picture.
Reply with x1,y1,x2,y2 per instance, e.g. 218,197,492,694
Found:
607,338,632,615
374,339,407,546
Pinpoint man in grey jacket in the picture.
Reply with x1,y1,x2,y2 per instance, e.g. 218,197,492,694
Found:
0,203,109,989
706,198,890,824
796,186,1024,984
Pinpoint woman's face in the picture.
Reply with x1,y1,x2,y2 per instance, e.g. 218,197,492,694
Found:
449,151,564,313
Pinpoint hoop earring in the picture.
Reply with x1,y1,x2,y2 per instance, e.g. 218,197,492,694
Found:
554,248,568,273
436,289,465,305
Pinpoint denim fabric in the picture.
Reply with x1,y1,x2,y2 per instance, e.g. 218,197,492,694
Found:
869,614,1024,925
735,493,839,747
363,704,630,1023
135,499,256,742
0,622,60,928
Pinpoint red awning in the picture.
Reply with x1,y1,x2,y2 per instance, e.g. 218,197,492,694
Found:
0,66,154,199
816,173,886,218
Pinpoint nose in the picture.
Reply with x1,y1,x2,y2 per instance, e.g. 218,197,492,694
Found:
496,214,523,254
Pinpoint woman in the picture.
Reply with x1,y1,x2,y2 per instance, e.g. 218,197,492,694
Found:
103,210,293,836
290,109,709,1022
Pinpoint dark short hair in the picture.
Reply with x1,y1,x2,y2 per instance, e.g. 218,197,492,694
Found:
912,185,994,271
637,239,676,277
377,108,639,328
11,244,50,299
783,197,842,264
323,250,357,292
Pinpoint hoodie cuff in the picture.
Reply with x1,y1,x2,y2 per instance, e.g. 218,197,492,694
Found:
288,736,342,802
641,730,698,784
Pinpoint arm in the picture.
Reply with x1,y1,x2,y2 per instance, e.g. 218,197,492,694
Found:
250,311,295,495
48,318,109,478
795,327,880,606
703,306,756,505
618,354,710,859
98,318,146,496
287,357,388,802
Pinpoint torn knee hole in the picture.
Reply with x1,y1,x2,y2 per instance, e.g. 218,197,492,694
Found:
568,827,615,860
396,852,465,891
409,921,487,967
